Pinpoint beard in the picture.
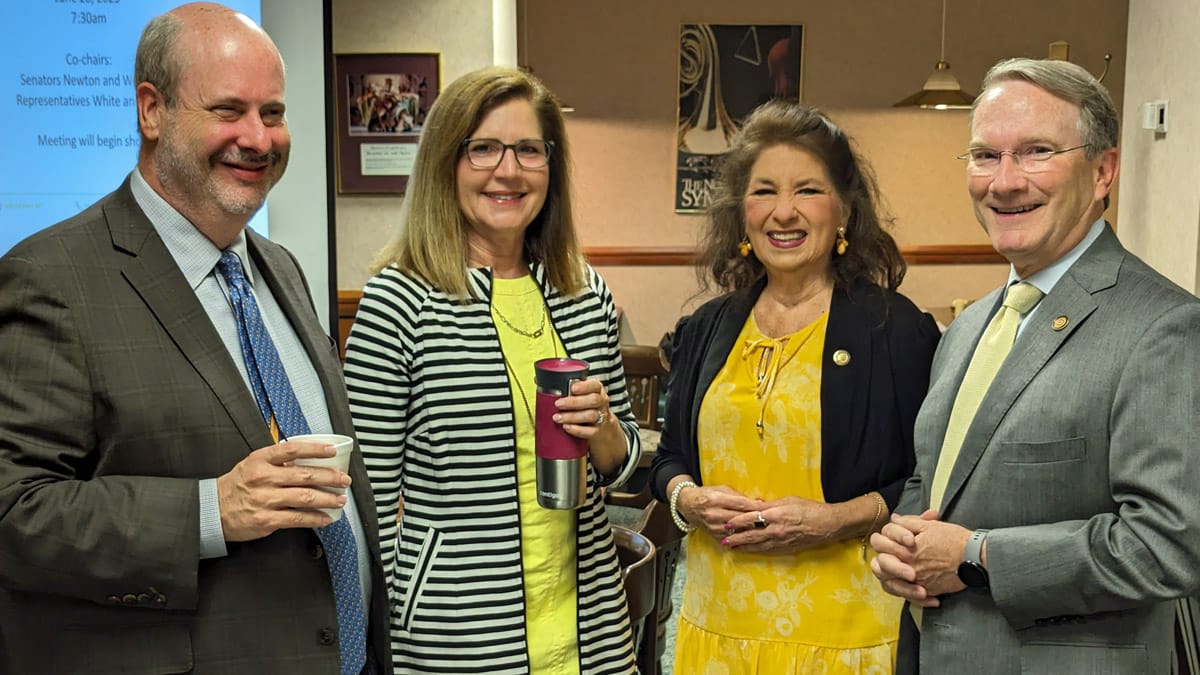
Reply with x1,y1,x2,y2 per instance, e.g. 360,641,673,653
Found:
155,121,286,219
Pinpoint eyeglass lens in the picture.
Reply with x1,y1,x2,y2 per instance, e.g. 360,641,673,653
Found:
464,139,551,169
962,145,1085,175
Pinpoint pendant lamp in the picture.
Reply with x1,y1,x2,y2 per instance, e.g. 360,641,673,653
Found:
893,0,975,110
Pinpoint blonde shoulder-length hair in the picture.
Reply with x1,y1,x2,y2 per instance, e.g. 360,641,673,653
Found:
372,65,585,300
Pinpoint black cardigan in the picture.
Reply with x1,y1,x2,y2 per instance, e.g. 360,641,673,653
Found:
649,279,940,510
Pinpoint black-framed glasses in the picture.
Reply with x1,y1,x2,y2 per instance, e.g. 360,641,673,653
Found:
957,144,1089,175
460,138,554,169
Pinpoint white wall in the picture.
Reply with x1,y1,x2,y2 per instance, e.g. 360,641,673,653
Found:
1118,0,1200,294
263,0,333,331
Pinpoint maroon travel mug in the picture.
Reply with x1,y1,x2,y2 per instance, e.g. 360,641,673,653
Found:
533,358,589,509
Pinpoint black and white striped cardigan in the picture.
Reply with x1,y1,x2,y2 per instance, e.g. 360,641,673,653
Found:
343,262,640,675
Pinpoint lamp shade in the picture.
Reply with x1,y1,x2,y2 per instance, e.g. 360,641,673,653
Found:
893,61,976,109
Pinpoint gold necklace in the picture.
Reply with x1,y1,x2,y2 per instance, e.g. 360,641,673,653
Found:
492,302,546,339
496,324,561,428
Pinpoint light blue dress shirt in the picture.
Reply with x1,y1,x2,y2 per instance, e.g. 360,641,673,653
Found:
1009,217,1108,338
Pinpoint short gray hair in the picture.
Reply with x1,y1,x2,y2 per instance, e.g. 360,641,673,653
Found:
975,57,1119,158
134,12,186,106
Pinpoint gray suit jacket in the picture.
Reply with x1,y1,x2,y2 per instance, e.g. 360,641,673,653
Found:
897,225,1200,674
0,180,391,674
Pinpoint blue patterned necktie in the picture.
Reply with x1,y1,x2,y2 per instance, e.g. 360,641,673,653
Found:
217,251,367,675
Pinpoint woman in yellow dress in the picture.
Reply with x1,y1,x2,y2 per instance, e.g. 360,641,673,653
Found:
650,101,941,673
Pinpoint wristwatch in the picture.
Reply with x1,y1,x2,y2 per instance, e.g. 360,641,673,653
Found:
957,529,990,589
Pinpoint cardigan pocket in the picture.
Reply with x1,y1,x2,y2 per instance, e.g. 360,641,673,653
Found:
393,526,444,634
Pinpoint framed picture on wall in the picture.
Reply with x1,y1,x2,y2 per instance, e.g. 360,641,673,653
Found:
675,24,803,213
332,52,440,194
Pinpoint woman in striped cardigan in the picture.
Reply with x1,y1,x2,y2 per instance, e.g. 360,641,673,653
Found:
342,66,640,675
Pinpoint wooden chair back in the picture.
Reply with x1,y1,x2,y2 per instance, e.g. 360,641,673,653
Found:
620,344,666,432
607,497,685,675
613,525,657,659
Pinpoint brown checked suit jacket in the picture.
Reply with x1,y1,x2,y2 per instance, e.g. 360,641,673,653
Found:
0,179,391,674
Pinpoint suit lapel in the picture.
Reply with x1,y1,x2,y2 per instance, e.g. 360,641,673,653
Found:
938,227,1123,514
250,234,385,565
918,288,999,508
246,232,330,394
108,186,271,452
246,234,353,446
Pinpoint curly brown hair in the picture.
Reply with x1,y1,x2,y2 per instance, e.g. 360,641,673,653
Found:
697,101,906,293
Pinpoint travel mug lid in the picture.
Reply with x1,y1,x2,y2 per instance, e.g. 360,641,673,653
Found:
534,357,588,394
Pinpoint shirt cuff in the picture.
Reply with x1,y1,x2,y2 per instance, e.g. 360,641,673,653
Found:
198,478,228,559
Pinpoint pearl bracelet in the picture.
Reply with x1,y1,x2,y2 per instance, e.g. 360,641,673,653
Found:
669,480,697,533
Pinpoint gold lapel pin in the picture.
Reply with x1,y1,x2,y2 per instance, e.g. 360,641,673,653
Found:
1052,316,1069,331
832,349,851,366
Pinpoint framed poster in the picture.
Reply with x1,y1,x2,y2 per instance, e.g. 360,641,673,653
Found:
676,24,803,213
333,52,440,194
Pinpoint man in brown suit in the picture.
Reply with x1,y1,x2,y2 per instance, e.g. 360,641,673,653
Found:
0,4,389,673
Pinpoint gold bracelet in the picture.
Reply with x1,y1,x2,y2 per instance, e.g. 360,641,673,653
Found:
861,492,885,560
669,480,697,533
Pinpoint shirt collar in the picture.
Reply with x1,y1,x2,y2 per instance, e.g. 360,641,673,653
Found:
130,168,253,289
1007,217,1107,294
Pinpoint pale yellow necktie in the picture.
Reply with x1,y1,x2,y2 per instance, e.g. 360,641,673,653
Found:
911,282,1042,629
927,281,1043,511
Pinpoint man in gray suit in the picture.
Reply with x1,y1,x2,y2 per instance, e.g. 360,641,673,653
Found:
0,3,389,673
871,57,1200,674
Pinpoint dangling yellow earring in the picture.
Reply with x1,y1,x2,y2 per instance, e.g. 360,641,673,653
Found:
836,227,849,256
738,237,753,257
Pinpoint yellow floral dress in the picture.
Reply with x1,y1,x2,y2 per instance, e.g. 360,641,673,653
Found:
674,313,902,674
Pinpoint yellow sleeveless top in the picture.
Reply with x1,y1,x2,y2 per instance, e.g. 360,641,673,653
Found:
492,275,580,675
675,312,901,674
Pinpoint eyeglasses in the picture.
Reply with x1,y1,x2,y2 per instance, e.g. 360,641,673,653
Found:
460,138,554,169
957,144,1089,175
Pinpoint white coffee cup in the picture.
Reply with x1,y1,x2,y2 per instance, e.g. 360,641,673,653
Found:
288,433,354,521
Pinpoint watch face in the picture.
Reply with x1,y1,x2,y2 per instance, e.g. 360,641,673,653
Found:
957,560,989,588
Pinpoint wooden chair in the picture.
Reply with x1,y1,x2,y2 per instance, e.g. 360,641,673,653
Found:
612,525,656,660
609,494,684,675
950,297,976,320
613,344,668,500
620,344,666,433
609,344,682,674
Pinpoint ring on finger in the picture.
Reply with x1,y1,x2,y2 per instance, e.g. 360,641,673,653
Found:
595,409,606,425
754,511,767,529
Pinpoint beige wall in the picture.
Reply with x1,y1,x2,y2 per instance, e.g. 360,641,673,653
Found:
332,0,494,287
332,0,1130,344
1118,0,1200,294
521,0,1127,343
